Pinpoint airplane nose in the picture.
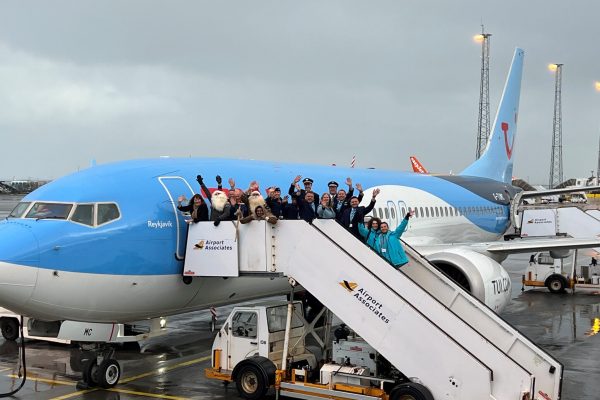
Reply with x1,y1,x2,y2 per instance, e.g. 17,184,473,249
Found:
0,221,39,311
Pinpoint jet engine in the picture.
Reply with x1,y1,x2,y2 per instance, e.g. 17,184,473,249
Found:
421,248,512,313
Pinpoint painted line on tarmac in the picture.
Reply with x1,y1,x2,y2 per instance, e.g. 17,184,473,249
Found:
48,389,97,400
47,354,211,400
8,374,76,386
107,387,190,399
0,367,11,372
119,354,211,384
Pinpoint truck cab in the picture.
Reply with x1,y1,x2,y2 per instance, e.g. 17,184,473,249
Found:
210,301,317,372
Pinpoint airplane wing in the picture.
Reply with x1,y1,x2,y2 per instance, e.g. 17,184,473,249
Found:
485,237,600,254
519,185,600,198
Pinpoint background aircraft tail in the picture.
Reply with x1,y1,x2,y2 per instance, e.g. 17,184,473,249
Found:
410,156,429,174
460,48,524,183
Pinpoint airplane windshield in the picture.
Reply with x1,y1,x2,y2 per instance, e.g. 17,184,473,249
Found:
8,202,31,218
25,202,73,220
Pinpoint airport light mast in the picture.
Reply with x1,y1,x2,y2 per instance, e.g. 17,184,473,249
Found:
597,136,600,186
474,27,492,160
548,63,564,189
596,82,600,184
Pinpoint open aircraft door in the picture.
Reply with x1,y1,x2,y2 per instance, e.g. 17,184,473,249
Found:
158,176,196,260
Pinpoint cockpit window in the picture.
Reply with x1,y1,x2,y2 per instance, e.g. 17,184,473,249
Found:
97,203,120,225
25,202,73,220
8,202,31,218
70,204,94,226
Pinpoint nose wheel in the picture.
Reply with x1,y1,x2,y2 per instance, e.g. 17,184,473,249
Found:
76,345,121,389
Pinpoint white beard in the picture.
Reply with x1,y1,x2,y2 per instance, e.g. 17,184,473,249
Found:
211,191,228,212
248,191,266,215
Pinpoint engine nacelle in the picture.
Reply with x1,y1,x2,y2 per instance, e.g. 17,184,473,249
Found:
549,249,571,259
425,248,512,313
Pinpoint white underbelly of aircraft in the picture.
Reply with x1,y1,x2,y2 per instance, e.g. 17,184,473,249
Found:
406,218,500,245
21,266,290,322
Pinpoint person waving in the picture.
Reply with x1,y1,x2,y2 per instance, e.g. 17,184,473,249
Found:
378,211,413,269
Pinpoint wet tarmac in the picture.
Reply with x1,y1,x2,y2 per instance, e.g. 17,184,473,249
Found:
1,194,600,399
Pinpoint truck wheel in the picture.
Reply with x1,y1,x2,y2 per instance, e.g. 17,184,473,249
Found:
0,318,19,341
235,363,267,400
390,382,434,400
546,275,566,293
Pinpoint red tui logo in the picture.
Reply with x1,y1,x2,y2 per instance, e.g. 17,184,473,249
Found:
502,122,515,159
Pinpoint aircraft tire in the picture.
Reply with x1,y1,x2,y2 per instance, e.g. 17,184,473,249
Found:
546,275,567,293
0,318,19,341
83,359,100,386
390,382,434,400
97,359,121,388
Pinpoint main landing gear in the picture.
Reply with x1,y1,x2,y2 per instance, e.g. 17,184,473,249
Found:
76,344,121,390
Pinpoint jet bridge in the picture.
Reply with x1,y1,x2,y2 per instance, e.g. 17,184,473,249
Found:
184,220,562,400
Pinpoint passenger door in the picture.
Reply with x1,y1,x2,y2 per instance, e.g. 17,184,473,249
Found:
158,177,196,260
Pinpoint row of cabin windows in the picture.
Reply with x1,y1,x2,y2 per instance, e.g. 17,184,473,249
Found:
371,205,504,220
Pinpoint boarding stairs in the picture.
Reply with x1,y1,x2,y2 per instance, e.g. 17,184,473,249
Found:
0,182,17,194
185,220,562,400
520,205,600,248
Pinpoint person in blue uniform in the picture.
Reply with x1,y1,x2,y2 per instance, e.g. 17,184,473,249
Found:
358,217,382,251
377,211,413,269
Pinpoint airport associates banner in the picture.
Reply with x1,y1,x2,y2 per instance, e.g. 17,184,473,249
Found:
520,209,557,237
183,222,239,277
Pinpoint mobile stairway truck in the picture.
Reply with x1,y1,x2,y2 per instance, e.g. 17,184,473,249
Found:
187,219,564,399
204,298,432,400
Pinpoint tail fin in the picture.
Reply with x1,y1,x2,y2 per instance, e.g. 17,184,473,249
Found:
410,156,429,174
461,48,524,183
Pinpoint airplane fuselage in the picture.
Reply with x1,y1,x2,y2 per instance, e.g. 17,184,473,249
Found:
0,158,517,322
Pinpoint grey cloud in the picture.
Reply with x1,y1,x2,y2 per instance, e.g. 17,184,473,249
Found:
0,0,599,185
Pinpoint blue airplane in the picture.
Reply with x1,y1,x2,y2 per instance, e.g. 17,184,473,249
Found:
0,47,525,322
0,47,592,389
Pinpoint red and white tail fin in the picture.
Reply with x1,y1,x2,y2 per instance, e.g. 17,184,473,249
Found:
410,156,429,174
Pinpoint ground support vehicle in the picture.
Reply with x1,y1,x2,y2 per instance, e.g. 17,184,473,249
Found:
522,250,600,293
206,300,439,400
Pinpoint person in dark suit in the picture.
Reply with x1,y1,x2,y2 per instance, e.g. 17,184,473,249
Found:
334,181,364,221
289,175,319,206
295,191,319,223
340,188,380,239
265,187,284,219
328,180,339,201
281,195,299,220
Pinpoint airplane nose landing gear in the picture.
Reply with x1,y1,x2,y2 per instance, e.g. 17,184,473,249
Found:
76,344,121,389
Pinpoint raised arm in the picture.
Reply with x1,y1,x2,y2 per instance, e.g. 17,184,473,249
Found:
289,175,301,197
197,175,212,203
392,212,411,238
355,183,364,202
357,222,370,238
362,188,379,215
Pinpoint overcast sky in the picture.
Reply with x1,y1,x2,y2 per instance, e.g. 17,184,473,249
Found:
1,1,599,185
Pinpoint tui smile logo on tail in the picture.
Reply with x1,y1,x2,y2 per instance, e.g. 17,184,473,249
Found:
502,121,515,159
